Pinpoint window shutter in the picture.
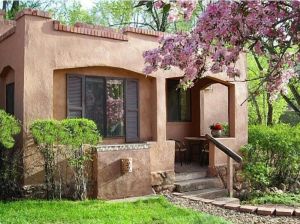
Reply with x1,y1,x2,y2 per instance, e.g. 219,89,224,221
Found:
125,79,139,143
67,75,84,118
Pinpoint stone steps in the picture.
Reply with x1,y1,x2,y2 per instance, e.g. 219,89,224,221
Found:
175,171,207,182
175,177,223,193
182,188,228,199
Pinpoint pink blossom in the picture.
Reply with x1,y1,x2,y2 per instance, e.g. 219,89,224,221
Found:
154,0,164,9
143,0,300,98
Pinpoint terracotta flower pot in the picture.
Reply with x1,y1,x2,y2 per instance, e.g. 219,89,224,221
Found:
211,129,222,138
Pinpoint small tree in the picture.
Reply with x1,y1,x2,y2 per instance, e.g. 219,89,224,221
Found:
0,110,21,149
0,110,21,199
60,118,100,200
30,120,60,199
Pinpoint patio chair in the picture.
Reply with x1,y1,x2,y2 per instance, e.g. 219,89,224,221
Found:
170,139,188,166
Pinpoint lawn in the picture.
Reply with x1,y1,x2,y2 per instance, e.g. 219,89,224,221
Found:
244,192,300,207
0,197,230,224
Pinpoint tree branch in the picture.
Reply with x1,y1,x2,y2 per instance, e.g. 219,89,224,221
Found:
281,93,300,116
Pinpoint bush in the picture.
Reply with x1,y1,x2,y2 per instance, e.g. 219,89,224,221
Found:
241,124,300,191
0,110,21,199
30,120,60,199
60,118,101,200
0,109,21,149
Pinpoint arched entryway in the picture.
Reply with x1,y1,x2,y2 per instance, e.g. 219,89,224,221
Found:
0,66,15,115
166,76,235,173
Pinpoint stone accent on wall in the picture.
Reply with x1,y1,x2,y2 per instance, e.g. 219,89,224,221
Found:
96,143,149,152
22,184,47,199
151,171,175,192
215,163,245,195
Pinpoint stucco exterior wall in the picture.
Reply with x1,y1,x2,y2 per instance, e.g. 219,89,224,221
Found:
0,11,248,197
94,148,152,199
0,17,25,124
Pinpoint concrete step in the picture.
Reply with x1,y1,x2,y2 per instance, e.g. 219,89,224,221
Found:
175,171,207,182
175,177,223,193
182,188,228,199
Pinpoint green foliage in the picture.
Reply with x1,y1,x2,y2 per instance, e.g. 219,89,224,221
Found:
60,118,101,200
247,54,287,125
221,122,229,137
241,125,300,190
0,110,21,149
30,120,60,145
0,197,231,224
60,118,100,148
245,192,300,207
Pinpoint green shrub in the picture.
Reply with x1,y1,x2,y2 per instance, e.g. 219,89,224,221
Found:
60,119,100,148
0,110,21,149
30,120,61,199
241,124,300,190
60,118,101,200
0,110,21,199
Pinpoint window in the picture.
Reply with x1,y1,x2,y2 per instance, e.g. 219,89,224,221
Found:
167,79,191,122
67,75,139,141
106,79,124,137
6,83,14,115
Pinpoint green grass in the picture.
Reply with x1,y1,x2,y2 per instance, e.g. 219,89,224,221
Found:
0,197,230,224
245,192,300,207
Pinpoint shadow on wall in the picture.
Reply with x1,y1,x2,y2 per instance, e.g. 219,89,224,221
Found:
98,160,122,185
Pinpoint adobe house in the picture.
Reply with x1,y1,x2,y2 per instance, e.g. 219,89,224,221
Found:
0,9,248,199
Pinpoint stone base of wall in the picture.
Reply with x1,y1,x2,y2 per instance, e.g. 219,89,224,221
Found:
22,184,47,199
215,163,246,196
151,171,175,193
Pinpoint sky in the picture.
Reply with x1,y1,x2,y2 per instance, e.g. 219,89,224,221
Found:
80,0,95,9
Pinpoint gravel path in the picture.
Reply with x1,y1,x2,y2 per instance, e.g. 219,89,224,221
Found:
166,194,300,224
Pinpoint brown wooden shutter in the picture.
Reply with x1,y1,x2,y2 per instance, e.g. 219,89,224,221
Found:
67,75,84,118
125,79,139,143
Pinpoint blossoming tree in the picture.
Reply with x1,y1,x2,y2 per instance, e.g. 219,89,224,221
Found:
143,0,300,124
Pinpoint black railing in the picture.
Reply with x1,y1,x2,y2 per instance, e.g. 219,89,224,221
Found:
205,134,242,163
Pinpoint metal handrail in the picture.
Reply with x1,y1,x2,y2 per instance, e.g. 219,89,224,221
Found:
205,134,242,163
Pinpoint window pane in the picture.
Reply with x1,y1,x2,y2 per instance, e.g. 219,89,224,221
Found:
85,77,105,135
180,89,191,121
6,83,14,115
106,79,125,137
167,79,191,122
167,80,180,121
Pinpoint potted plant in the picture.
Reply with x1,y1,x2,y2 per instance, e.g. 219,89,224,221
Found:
209,123,223,138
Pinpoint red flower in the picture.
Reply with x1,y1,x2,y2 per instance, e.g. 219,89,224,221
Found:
210,123,223,130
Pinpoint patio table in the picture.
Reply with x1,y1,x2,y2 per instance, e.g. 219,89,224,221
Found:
184,136,209,166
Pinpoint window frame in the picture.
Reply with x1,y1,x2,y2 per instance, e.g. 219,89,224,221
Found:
67,74,138,139
166,79,192,122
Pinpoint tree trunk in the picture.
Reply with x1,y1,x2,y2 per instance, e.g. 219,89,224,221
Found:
2,1,8,11
267,92,273,125
251,94,263,124
281,93,300,116
289,84,300,108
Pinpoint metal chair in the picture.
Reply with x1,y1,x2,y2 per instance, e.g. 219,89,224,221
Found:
171,139,188,166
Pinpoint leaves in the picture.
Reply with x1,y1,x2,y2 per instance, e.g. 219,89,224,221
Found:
0,110,21,149
242,124,300,190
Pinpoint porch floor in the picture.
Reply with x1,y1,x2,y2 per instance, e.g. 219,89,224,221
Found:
175,162,208,173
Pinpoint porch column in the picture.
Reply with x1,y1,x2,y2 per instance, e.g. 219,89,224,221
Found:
228,85,236,137
154,76,166,142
